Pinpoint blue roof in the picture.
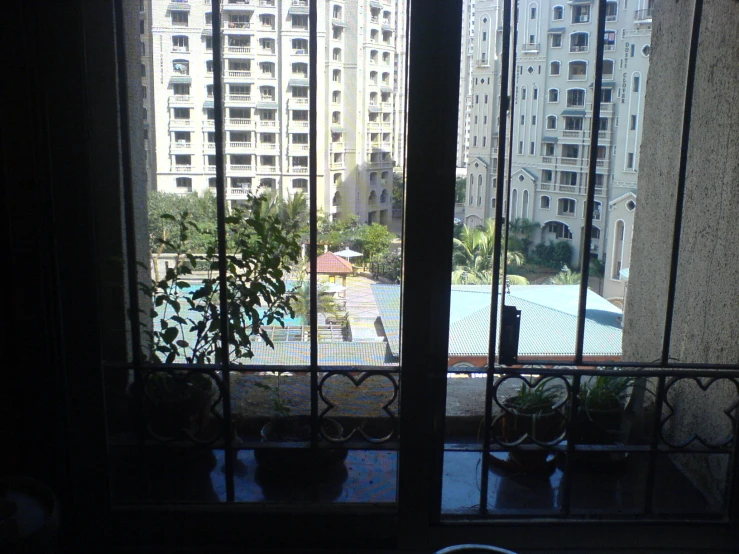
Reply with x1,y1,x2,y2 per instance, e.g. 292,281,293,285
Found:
372,284,623,360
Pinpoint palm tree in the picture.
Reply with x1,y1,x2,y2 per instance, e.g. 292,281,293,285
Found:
288,281,341,324
550,269,582,285
451,221,529,285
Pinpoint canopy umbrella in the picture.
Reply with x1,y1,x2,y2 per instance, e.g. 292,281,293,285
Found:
333,248,362,258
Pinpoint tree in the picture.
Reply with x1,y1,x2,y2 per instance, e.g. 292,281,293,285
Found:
288,281,341,324
508,217,541,254
550,269,582,285
317,214,361,250
148,190,218,254
451,220,529,285
354,223,395,260
392,172,404,210
454,177,466,204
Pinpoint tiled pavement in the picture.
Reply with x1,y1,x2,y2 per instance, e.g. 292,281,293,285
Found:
343,275,385,342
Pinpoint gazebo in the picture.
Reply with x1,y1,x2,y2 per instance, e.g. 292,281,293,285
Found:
307,251,354,286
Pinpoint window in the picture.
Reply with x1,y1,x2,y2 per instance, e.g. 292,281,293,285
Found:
568,61,587,80
601,88,613,103
572,5,589,23
531,116,536,125
553,5,563,19
542,169,553,183
291,15,307,28
566,89,585,107
171,10,188,26
20,3,739,548
564,116,583,130
540,195,551,209
530,141,535,154
172,36,188,52
550,60,560,75
333,48,342,61
546,115,557,129
551,33,562,48
603,59,615,77
545,220,573,239
557,197,576,216
627,152,635,168
530,6,537,18
633,74,641,92
631,114,638,130
606,1,618,20
533,88,538,100
543,142,555,156
333,69,341,82
548,89,559,102
570,32,589,52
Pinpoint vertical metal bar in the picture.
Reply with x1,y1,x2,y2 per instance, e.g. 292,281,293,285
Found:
644,375,666,514
309,0,319,444
560,374,581,516
574,0,607,365
724,386,739,519
112,0,145,457
499,0,519,311
211,0,234,502
480,0,514,515
660,0,703,366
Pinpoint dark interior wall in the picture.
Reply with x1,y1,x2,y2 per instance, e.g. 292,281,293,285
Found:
1,0,113,545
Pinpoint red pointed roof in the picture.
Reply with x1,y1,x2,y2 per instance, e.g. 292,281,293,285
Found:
308,251,354,274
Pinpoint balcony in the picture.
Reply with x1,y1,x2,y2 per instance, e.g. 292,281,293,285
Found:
206,165,216,173
521,42,540,53
169,95,192,104
173,165,193,172
634,7,653,21
260,166,278,173
562,130,583,138
225,46,252,54
604,43,617,51
225,21,251,30
541,156,554,164
292,121,309,128
259,143,277,150
259,120,277,127
172,142,192,149
224,0,254,8
229,164,254,171
170,119,192,127
227,118,253,126
558,184,577,193
227,70,252,78
292,144,309,151
330,162,345,170
228,94,252,102
292,98,309,105
205,143,215,150
229,141,252,149
205,120,215,126
227,186,251,197
570,45,589,53
292,167,309,173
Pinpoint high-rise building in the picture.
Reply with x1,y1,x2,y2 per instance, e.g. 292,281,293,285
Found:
143,0,407,226
460,0,652,306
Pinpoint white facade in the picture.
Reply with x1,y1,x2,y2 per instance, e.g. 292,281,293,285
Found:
460,0,652,300
144,0,407,225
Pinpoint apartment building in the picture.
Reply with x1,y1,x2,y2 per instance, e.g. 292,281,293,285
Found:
461,0,652,306
142,0,407,226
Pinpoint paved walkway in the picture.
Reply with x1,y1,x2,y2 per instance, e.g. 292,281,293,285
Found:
343,275,384,342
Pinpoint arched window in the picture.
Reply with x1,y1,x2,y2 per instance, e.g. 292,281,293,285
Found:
333,191,341,207
568,60,587,80
570,32,589,52
544,220,573,239
550,60,561,75
522,190,530,219
546,115,557,129
368,190,378,205
380,189,389,204
540,195,551,209
469,174,474,205
612,220,626,279
293,178,308,190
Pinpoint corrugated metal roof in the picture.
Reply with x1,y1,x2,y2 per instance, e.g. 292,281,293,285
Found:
372,284,623,359
241,341,394,366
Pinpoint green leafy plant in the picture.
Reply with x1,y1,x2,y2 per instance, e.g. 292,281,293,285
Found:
579,375,635,418
139,193,301,365
506,377,563,415
254,373,291,419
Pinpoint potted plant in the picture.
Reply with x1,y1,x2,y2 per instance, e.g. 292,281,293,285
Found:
252,373,347,481
575,375,635,465
497,378,565,472
134,196,301,463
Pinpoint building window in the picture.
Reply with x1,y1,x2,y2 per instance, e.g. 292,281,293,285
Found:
627,152,635,169
530,6,537,18
568,61,587,80
550,60,561,75
548,89,559,102
551,33,562,48
633,74,641,92
630,114,638,130
570,32,589,52
171,10,188,26
566,89,585,107
553,5,564,19
572,5,590,23
540,195,551,209
546,115,557,129
557,198,576,216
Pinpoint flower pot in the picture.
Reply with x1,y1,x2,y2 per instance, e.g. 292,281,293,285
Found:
501,409,564,471
254,416,348,480
574,407,627,467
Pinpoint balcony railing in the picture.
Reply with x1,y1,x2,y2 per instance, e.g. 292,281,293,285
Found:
292,167,309,173
225,21,251,29
604,43,617,51
227,118,253,126
540,182,553,190
570,44,589,52
292,121,309,128
560,157,579,165
205,143,215,149
226,46,252,54
207,165,216,172
292,98,309,105
259,120,277,127
292,144,309,151
229,142,252,148
173,142,192,149
227,187,251,196
260,166,278,173
227,70,252,78
259,143,277,150
173,165,193,172
559,184,577,193
634,7,653,21
521,42,540,53
562,130,582,137
230,164,254,171
170,95,192,102
171,119,192,126
228,95,252,102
